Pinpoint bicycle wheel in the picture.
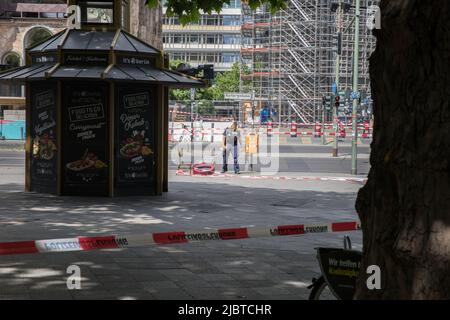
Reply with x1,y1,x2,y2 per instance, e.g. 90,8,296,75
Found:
308,276,336,300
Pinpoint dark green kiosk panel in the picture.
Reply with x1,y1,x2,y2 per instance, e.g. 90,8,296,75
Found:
115,85,157,196
0,0,204,197
62,83,110,197
30,83,58,194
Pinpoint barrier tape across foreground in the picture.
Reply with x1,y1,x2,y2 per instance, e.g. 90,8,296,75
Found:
0,221,360,256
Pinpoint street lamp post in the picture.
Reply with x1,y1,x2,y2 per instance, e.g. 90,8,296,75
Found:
332,0,343,157
351,0,361,175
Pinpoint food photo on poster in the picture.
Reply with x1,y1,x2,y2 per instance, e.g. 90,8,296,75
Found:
116,88,155,187
30,85,58,192
63,85,109,190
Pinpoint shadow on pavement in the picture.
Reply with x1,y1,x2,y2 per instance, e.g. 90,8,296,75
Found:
0,180,358,300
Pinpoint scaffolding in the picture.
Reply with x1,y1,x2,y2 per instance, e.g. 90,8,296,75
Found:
240,0,379,124
239,2,282,123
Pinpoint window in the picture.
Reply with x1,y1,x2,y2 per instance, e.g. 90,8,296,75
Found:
79,1,114,24
222,15,240,26
206,53,216,63
173,35,183,44
204,16,219,26
40,12,59,18
189,35,199,44
206,35,215,44
25,28,53,49
172,53,185,61
22,12,39,18
223,34,240,44
223,0,241,9
3,52,21,69
188,53,199,62
223,53,239,63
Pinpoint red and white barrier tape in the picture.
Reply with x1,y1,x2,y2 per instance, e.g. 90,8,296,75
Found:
170,128,372,139
0,221,361,256
176,171,367,183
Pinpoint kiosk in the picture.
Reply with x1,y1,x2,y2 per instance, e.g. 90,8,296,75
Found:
0,0,204,196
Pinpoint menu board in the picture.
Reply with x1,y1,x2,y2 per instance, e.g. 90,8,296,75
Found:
62,83,109,194
115,86,154,188
30,83,57,193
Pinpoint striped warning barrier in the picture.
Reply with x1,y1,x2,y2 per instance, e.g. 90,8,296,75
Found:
170,128,372,138
0,221,361,256
175,171,367,184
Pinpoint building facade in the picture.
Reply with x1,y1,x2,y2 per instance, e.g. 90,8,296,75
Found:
162,0,242,72
0,1,66,97
0,0,162,98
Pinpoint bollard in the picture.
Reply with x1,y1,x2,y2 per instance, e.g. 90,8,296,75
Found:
339,125,346,138
211,122,214,143
363,120,370,135
290,121,297,138
267,121,273,137
314,122,322,137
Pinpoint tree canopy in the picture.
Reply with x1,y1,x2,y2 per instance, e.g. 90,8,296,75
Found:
168,62,247,102
146,0,286,24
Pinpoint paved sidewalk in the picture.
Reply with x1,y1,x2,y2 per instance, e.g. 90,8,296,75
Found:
0,167,363,300
0,140,24,151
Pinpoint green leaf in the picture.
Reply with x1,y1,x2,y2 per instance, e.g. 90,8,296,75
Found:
147,0,285,24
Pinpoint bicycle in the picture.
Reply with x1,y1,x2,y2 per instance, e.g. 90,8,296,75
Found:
308,236,363,300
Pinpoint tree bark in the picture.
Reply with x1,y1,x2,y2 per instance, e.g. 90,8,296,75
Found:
355,0,450,299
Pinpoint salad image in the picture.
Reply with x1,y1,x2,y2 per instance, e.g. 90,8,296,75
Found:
33,134,57,160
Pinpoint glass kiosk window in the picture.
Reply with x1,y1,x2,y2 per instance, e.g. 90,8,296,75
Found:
79,1,114,24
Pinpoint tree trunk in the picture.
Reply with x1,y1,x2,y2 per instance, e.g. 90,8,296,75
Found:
355,0,450,299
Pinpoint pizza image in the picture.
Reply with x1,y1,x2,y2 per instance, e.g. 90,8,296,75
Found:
66,150,106,171
66,158,95,171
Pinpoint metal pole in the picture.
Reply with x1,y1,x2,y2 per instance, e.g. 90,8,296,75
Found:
351,0,361,175
190,88,195,142
332,0,343,157
0,105,3,139
322,102,326,144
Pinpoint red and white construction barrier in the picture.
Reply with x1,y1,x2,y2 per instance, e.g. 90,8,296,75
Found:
0,221,361,256
175,171,367,184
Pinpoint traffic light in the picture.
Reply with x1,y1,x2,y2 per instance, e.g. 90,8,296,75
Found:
335,95,340,108
343,0,351,13
331,1,352,13
175,63,215,85
333,33,342,55
201,64,214,81
322,95,332,111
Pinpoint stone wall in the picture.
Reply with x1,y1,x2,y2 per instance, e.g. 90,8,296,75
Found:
129,1,163,50
0,19,65,64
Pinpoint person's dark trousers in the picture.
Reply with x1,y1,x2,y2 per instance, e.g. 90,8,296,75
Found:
233,144,240,173
222,148,228,172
